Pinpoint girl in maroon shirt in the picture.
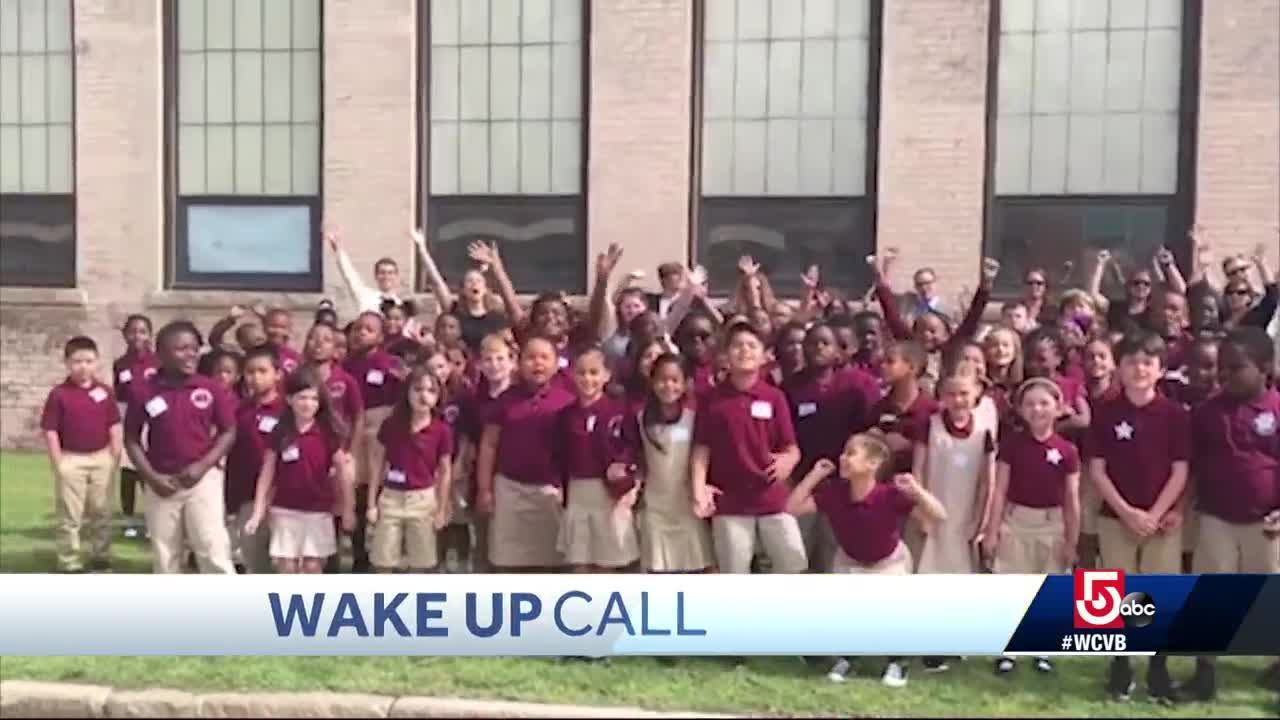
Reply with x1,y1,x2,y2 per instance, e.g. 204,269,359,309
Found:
983,327,1024,426
674,313,718,398
621,338,671,414
114,314,156,538
423,347,472,571
244,368,352,574
1025,328,1092,437
871,341,939,476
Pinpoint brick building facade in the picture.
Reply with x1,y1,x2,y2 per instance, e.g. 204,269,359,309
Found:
1,0,1277,449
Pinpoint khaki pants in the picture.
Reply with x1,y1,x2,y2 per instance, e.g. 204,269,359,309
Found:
1194,514,1280,573
371,488,439,570
796,512,837,573
1097,516,1181,574
994,504,1068,574
145,467,236,574
54,449,115,570
711,513,807,574
227,501,270,573
832,541,912,575
354,407,392,488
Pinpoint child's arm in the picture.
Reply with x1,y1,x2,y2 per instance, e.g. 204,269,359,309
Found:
44,431,64,472
327,228,380,311
1156,247,1187,294
474,424,501,514
108,423,124,467
785,458,833,516
872,268,912,341
366,460,387,526
412,229,456,311
177,426,236,489
245,451,277,533
953,260,998,341
911,441,928,491
1057,395,1092,433
1088,250,1111,311
335,450,355,532
434,453,453,530
899,473,947,525
1063,471,1082,568
973,447,997,543
1149,460,1189,527
690,444,718,518
981,461,1011,560
587,244,623,343
1253,241,1275,285
208,309,240,351
1088,458,1157,537
469,242,524,326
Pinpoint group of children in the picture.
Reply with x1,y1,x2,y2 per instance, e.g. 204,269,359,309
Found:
37,227,1279,704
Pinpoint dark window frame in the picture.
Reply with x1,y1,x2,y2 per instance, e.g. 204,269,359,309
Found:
0,0,78,289
161,0,325,292
981,0,1202,299
689,0,884,297
416,0,592,296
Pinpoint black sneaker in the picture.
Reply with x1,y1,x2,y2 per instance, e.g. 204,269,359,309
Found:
1176,665,1217,703
1147,663,1175,705
88,558,113,573
1107,658,1135,702
923,657,951,674
1258,661,1280,691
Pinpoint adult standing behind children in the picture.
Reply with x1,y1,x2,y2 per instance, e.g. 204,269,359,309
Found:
412,229,513,350
327,227,405,315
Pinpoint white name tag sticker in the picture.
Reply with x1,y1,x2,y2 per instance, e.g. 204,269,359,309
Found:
366,369,385,386
144,396,168,418
586,415,597,433
88,387,109,403
750,401,773,420
117,369,133,383
669,425,691,444
257,416,278,433
281,446,301,463
798,402,818,417
386,469,407,485
558,356,570,370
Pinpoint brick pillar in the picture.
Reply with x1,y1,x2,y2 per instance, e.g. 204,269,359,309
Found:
322,0,418,317
1194,0,1280,267
586,0,695,292
875,0,992,297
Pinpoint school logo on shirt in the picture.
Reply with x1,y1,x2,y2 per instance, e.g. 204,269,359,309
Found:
281,445,300,463
283,358,299,373
190,388,214,410
1255,412,1277,437
88,387,109,403
1113,421,1135,441
257,415,279,434
1046,447,1064,466
443,404,460,424
143,367,158,379
117,369,133,383
328,380,347,398
609,415,624,438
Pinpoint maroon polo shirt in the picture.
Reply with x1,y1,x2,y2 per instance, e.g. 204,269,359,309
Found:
1162,381,1216,411
1163,332,1193,371
225,395,285,510
321,364,365,430
690,361,716,398
869,391,939,474
40,379,120,453
1084,393,1190,518
692,376,797,516
784,367,877,477
492,380,576,486
459,378,507,446
377,414,454,491
1054,373,1085,410
124,373,237,474
559,395,626,481
112,351,157,404
1191,389,1280,523
276,344,302,375
343,349,402,410
997,429,1080,509
270,423,341,513
815,479,914,566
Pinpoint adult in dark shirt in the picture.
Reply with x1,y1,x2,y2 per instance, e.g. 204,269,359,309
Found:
412,230,513,351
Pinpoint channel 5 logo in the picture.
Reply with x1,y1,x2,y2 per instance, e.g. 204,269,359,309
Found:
1073,569,1157,629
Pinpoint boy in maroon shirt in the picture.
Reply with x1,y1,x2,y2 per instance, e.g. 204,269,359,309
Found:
113,314,156,539
870,341,939,476
124,321,237,574
224,346,284,574
1181,327,1280,702
41,336,123,572
1085,333,1189,702
691,322,805,575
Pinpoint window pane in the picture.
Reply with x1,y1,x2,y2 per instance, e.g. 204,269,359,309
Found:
801,38,835,117
178,0,205,50
19,54,45,124
0,56,17,124
1031,32,1070,114
490,45,519,119
703,42,735,119
1028,114,1068,194
292,49,320,123
491,0,519,44
431,45,459,120
1068,31,1106,113
186,204,312,274
1002,0,1035,31
1140,112,1179,193
1110,0,1149,28
737,0,769,40
995,115,1031,194
771,0,802,39
1035,0,1071,31
519,119,551,192
550,119,579,194
997,33,1033,115
798,118,834,195
1072,0,1108,29
1143,28,1182,111
767,40,801,117
262,0,292,49
262,51,291,121
19,125,45,191
551,0,580,42
0,194,76,287
234,0,263,48
18,0,45,51
490,120,519,193
519,44,550,118
204,51,233,124
705,0,735,41
457,121,489,192
804,0,836,37
262,124,291,193
0,126,21,192
1066,114,1105,193
206,0,234,50
179,53,205,122
766,118,800,195
551,43,580,118
432,0,459,46
46,0,71,52
733,41,767,117
835,0,868,37
1102,113,1142,192
292,0,321,50
233,123,263,193
291,122,319,194
430,121,459,194
233,51,263,122
459,0,488,44
521,0,552,43
179,125,206,194
47,123,72,194
701,119,734,195
835,38,867,117
1,0,19,53
205,125,235,193
1105,30,1145,112
732,120,767,194
832,119,865,195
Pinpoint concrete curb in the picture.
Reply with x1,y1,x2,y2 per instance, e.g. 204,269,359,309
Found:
0,681,736,719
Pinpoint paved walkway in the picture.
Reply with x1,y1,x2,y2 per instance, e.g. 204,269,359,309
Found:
0,680,735,718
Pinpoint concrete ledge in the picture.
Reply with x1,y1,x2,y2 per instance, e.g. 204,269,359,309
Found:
0,287,89,308
0,681,734,719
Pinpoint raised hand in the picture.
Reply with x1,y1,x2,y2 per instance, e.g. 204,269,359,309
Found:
596,243,624,278
410,228,427,248
467,240,500,268
810,458,836,479
229,305,246,320
1251,243,1268,265
1155,246,1175,267
323,224,341,252
892,472,921,498
737,255,761,277
801,264,820,290
981,257,1001,284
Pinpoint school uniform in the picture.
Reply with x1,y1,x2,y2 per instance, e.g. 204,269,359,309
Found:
693,377,807,574
869,390,938,566
488,381,576,568
268,424,342,559
438,388,471,528
784,367,878,572
457,378,507,570
124,374,237,574
993,429,1080,574
1164,382,1216,553
916,411,996,574
322,364,365,431
623,408,714,572
224,395,283,573
276,344,302,375
816,479,915,575
556,396,638,568
372,414,454,570
1190,389,1280,573
690,360,717,399
112,351,157,472
1079,384,1121,539
1084,393,1189,574
40,379,121,570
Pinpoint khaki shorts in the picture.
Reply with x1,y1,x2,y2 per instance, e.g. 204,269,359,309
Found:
994,504,1068,574
1097,515,1181,574
558,478,639,568
711,513,807,574
370,488,439,570
833,541,913,575
268,507,337,560
489,474,563,569
1194,514,1280,573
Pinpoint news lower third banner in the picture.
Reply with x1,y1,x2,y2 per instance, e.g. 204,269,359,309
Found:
0,573,1274,656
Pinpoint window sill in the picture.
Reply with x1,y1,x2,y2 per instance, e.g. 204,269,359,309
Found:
145,289,330,311
0,287,88,308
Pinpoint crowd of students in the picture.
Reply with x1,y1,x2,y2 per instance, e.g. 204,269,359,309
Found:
37,224,1279,703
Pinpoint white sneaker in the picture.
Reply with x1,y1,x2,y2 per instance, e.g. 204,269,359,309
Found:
122,526,140,539
826,658,851,683
881,661,909,688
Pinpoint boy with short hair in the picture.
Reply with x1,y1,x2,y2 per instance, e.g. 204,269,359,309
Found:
1085,332,1189,702
41,336,123,572
692,322,806,575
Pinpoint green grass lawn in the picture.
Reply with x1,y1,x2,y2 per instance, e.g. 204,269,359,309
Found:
0,451,1275,717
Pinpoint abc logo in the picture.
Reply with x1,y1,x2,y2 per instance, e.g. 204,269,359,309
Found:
1119,591,1157,629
